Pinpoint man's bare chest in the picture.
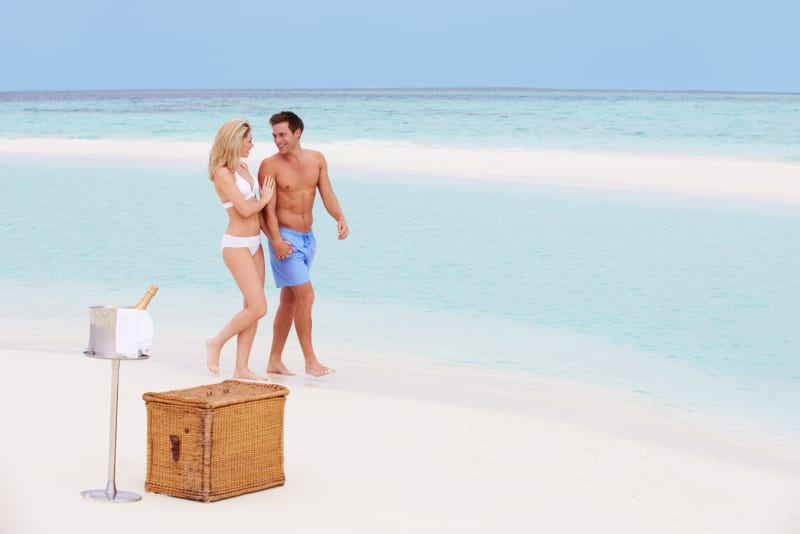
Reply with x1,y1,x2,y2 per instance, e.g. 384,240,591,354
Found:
275,169,318,192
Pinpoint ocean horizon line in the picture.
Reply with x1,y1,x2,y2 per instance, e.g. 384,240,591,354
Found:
2,86,800,97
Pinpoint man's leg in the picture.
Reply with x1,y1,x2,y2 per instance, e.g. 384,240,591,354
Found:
291,281,334,377
267,287,296,375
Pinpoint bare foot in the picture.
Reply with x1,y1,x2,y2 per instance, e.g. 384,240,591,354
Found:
232,368,268,382
306,363,335,377
205,339,221,376
267,361,296,376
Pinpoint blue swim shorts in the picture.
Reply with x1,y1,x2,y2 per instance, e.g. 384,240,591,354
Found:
267,227,317,288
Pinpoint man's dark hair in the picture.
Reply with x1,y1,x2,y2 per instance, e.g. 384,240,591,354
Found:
270,111,304,134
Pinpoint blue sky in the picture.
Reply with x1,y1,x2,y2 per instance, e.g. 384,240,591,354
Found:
2,0,798,92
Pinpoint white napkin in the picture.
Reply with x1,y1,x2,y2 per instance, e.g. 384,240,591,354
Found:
115,309,154,357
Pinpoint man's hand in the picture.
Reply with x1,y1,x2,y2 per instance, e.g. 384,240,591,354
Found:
273,239,293,259
337,218,349,240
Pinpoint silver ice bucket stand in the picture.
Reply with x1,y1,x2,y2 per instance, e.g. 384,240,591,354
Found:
81,305,152,503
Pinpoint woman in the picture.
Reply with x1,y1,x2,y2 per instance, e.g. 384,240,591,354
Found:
205,119,275,380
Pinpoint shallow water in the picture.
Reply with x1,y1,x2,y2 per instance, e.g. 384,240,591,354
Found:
2,155,799,438
3,87,800,439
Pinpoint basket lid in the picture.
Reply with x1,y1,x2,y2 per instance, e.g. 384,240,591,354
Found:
142,380,289,408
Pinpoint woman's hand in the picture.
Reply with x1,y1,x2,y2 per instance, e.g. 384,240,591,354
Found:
261,174,275,203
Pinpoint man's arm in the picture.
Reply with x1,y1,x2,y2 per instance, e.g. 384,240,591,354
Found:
316,152,349,240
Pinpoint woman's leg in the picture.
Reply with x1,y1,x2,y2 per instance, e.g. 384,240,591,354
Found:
233,246,267,379
206,246,267,377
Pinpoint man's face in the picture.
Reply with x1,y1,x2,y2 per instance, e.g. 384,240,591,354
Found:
272,122,300,153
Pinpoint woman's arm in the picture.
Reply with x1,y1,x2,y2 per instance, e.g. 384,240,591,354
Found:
214,167,272,217
258,160,293,258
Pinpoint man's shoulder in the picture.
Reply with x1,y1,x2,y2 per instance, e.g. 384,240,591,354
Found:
306,148,325,159
260,153,282,165
303,148,327,167
258,153,283,172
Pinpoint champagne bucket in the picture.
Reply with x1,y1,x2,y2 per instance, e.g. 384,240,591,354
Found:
86,305,154,359
81,289,156,503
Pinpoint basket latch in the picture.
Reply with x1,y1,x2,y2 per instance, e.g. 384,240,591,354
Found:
169,435,181,462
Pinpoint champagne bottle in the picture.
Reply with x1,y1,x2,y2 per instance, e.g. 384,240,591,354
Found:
133,285,159,310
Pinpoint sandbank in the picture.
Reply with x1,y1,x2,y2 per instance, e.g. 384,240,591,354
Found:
2,136,799,206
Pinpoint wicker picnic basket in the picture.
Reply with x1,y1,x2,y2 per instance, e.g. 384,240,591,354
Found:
142,380,289,502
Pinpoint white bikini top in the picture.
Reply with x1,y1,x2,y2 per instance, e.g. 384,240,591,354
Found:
222,171,256,209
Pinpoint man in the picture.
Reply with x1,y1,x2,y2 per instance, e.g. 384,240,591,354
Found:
258,111,349,377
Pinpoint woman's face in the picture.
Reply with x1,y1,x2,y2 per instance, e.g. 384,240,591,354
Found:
240,131,254,158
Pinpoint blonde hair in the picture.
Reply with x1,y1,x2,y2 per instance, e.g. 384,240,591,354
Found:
208,119,251,180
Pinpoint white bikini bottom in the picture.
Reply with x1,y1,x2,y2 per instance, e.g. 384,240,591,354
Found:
221,234,261,256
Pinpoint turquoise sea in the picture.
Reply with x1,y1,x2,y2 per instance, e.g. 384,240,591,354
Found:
2,89,799,439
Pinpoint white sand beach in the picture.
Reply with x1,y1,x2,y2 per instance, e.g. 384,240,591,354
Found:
2,137,800,205
2,336,800,534
2,138,800,533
